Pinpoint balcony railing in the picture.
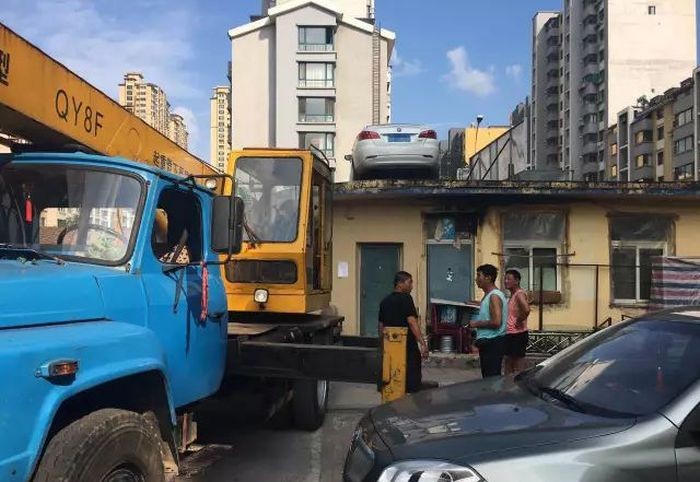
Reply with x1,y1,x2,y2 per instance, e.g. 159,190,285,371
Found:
299,114,334,123
298,43,334,52
298,79,335,88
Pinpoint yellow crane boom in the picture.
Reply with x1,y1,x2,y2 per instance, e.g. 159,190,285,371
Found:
0,22,216,177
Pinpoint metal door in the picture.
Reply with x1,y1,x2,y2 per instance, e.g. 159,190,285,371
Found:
359,244,400,337
427,244,473,303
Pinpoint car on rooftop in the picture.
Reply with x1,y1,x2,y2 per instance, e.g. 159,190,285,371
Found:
347,124,439,181
343,307,700,482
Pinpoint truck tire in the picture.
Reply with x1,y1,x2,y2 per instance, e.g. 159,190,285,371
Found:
33,408,165,482
292,378,329,431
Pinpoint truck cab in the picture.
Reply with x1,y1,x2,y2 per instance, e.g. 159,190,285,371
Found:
0,152,240,482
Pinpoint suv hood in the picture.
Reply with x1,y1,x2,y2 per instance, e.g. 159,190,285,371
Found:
0,260,108,329
371,377,635,463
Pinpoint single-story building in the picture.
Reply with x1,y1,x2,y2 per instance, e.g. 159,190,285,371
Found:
331,179,700,337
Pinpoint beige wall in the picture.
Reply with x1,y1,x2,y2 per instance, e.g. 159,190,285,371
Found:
332,196,700,335
231,25,275,149
331,199,428,335
231,4,393,182
607,0,697,125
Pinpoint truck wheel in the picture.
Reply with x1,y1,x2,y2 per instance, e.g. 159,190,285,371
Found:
33,408,165,482
292,378,329,431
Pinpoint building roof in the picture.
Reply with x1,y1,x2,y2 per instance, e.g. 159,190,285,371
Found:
228,0,396,41
334,179,700,202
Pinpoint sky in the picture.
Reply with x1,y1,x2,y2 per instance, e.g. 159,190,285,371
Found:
2,0,699,161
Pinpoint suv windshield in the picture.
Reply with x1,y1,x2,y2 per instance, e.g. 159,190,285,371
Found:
531,317,700,417
0,163,142,263
234,157,302,242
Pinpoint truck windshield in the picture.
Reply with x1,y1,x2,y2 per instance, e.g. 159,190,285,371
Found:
234,157,302,242
0,164,142,263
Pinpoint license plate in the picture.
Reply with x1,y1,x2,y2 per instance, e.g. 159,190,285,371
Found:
386,134,411,142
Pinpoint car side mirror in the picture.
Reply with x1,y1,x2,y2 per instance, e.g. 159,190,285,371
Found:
344,154,352,161
212,195,244,255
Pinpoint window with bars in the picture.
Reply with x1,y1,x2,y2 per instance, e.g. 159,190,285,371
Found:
299,132,335,157
298,97,335,123
298,26,334,51
610,216,673,304
298,63,335,88
503,212,565,293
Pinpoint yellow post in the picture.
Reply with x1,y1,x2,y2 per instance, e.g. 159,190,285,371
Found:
381,327,408,403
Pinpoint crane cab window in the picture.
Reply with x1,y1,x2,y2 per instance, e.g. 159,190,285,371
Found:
307,165,332,291
151,189,202,264
234,157,302,243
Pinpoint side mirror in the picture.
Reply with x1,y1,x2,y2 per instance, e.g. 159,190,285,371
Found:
212,196,244,255
344,154,353,161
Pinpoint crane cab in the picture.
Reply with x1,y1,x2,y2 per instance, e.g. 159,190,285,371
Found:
224,148,333,314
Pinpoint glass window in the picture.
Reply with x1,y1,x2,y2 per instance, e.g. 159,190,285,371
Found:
299,132,335,157
298,26,334,51
298,63,335,88
2,165,143,264
299,97,335,123
675,108,693,128
151,189,202,264
674,135,694,155
610,216,673,303
610,143,618,156
234,157,302,242
503,212,565,292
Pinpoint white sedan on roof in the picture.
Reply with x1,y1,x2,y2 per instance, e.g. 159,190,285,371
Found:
346,124,440,180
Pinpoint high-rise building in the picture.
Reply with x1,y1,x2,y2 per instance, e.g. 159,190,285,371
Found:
531,0,697,181
168,113,188,150
210,86,232,172
228,0,394,182
118,72,189,150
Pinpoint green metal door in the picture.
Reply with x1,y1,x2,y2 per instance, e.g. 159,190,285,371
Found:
360,244,400,337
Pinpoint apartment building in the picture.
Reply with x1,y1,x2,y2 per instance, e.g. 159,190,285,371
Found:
210,86,232,172
608,70,700,182
228,0,394,182
118,73,170,135
167,113,188,150
531,0,696,181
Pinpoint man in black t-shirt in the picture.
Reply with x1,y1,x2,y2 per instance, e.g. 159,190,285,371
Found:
378,271,428,393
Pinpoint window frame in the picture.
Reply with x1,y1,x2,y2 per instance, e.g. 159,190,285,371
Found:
151,187,204,265
298,62,335,88
610,240,666,305
298,26,334,52
298,132,335,158
503,242,562,293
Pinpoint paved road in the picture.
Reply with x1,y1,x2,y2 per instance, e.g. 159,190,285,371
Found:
175,367,479,482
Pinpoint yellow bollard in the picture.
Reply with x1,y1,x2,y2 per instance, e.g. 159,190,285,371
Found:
381,327,408,403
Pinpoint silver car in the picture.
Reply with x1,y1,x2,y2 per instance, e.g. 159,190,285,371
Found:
344,308,700,481
347,124,439,180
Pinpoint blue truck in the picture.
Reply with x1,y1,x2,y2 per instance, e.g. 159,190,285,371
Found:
0,151,380,482
0,152,245,481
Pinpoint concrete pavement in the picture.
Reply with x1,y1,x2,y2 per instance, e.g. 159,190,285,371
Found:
175,366,480,481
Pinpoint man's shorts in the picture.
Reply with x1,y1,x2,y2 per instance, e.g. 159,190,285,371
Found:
504,331,529,358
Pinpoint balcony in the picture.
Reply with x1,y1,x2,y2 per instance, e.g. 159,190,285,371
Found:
582,102,598,116
583,23,598,40
299,114,334,123
583,63,599,77
581,122,598,136
583,1,598,18
546,74,559,89
580,82,597,96
546,43,559,57
546,85,559,96
298,79,335,89
298,42,334,52
583,42,599,57
582,142,599,156
547,120,559,130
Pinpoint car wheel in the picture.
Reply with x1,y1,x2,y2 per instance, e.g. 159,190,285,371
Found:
33,409,165,482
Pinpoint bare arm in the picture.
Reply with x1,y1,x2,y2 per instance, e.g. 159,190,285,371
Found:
471,295,503,330
515,292,530,327
407,316,424,346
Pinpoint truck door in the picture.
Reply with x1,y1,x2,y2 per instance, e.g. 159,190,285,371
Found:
141,186,226,407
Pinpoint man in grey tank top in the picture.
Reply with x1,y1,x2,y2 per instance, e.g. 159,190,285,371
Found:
467,264,508,378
